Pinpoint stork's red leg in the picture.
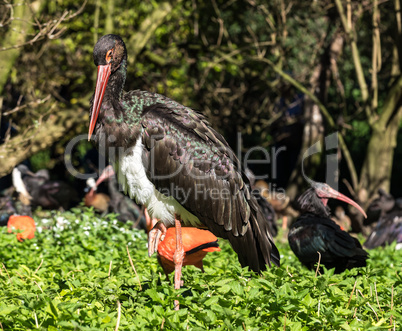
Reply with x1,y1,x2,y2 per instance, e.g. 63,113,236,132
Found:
148,220,167,257
173,217,185,310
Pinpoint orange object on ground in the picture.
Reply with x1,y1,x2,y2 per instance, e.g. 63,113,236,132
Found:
157,227,221,275
7,215,36,242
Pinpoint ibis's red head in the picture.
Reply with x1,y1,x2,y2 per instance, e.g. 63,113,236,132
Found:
89,34,127,140
95,165,115,186
312,182,367,218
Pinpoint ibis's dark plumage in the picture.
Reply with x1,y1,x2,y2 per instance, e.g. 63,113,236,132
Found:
14,165,78,210
364,194,402,249
288,183,368,273
364,188,396,226
89,34,279,273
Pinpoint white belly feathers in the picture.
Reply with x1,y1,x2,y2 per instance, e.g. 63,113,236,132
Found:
116,136,202,227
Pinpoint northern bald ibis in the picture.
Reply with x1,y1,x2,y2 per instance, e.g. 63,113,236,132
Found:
244,169,278,237
94,165,146,229
84,177,111,212
0,196,17,226
88,35,279,307
364,193,402,250
332,206,352,231
288,182,368,273
12,165,78,210
364,189,396,226
254,179,299,230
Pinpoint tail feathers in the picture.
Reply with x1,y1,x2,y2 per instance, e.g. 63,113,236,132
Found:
227,207,280,273
346,251,368,270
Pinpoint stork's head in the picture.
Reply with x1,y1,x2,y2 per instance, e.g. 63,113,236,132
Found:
89,34,127,140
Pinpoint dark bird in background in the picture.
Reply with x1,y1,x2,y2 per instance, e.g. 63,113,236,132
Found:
0,196,17,226
331,206,352,231
288,182,368,273
84,177,111,213
12,164,78,210
253,190,278,237
88,34,279,307
364,192,402,249
254,179,299,230
94,166,146,230
245,169,278,237
364,188,396,227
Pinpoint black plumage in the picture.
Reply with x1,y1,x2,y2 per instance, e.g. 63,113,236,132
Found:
364,188,396,226
254,190,278,237
89,34,279,272
0,196,16,226
245,168,278,237
364,195,402,249
288,185,368,273
14,165,78,210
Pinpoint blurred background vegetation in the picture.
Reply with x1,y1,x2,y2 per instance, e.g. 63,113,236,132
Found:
0,0,401,211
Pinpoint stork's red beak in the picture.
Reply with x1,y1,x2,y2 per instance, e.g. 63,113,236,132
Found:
315,184,367,218
88,64,111,140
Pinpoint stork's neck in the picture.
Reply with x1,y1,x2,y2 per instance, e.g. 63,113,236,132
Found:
104,60,127,102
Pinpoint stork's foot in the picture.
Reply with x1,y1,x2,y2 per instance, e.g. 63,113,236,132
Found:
148,221,167,257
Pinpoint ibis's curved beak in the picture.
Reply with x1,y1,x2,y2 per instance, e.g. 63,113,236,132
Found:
315,183,367,218
88,64,111,140
95,165,115,186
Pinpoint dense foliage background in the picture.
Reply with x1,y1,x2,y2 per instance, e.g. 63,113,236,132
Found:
1,0,401,204
1,1,402,329
0,209,401,330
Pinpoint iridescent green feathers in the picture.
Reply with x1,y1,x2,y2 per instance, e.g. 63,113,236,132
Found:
91,34,280,271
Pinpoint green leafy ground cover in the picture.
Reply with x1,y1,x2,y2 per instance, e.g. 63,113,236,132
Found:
0,208,401,330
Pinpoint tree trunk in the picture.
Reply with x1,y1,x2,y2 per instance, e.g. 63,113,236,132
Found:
105,0,114,34
127,2,174,64
358,76,402,206
0,1,38,95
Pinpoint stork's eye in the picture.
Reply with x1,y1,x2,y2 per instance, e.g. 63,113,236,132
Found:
106,49,113,63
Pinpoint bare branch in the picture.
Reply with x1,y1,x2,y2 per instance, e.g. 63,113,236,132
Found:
3,95,51,116
0,0,87,52
371,0,381,111
0,105,87,178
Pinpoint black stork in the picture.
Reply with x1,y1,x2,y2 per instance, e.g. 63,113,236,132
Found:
88,34,280,306
288,181,368,273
